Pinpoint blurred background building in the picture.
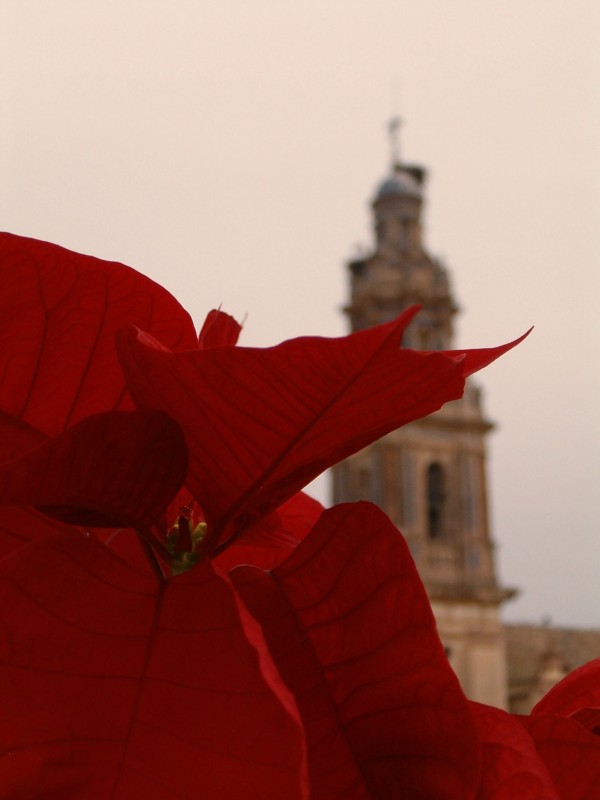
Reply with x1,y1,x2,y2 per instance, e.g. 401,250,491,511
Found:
332,124,600,711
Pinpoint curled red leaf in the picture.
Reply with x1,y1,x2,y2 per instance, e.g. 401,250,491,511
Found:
232,502,481,798
470,702,560,799
0,233,197,453
520,713,600,799
532,658,600,722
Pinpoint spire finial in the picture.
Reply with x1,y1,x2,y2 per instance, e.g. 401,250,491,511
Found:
388,116,402,169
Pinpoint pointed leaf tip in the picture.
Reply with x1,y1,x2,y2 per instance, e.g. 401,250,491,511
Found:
454,326,533,377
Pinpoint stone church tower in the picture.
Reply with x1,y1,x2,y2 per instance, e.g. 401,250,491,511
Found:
332,129,515,709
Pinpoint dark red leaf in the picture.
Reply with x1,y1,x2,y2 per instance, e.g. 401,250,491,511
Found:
469,703,559,799
0,532,307,798
232,502,481,799
0,409,187,531
198,309,242,348
519,713,600,799
0,233,197,451
214,491,323,572
118,309,528,549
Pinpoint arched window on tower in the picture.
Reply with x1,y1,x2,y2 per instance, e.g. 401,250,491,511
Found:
427,462,446,538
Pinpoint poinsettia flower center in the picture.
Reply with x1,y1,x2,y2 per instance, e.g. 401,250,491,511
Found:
166,505,208,575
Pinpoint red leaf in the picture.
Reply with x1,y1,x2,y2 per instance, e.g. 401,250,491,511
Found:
519,713,600,799
214,491,324,572
232,502,481,799
0,506,73,559
532,658,600,723
469,703,559,799
0,233,197,451
118,309,527,549
0,410,187,531
0,410,46,466
92,525,157,577
198,309,242,348
0,532,307,798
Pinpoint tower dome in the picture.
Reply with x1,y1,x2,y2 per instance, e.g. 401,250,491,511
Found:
375,164,423,200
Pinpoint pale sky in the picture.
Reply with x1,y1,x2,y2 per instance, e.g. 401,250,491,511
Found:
2,1,599,627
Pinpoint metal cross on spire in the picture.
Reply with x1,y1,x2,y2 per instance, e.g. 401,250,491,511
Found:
388,116,403,168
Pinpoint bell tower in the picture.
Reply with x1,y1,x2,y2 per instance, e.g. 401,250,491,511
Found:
332,123,515,708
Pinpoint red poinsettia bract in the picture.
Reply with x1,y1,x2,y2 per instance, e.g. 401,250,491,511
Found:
469,661,600,800
4,233,592,799
0,232,527,568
